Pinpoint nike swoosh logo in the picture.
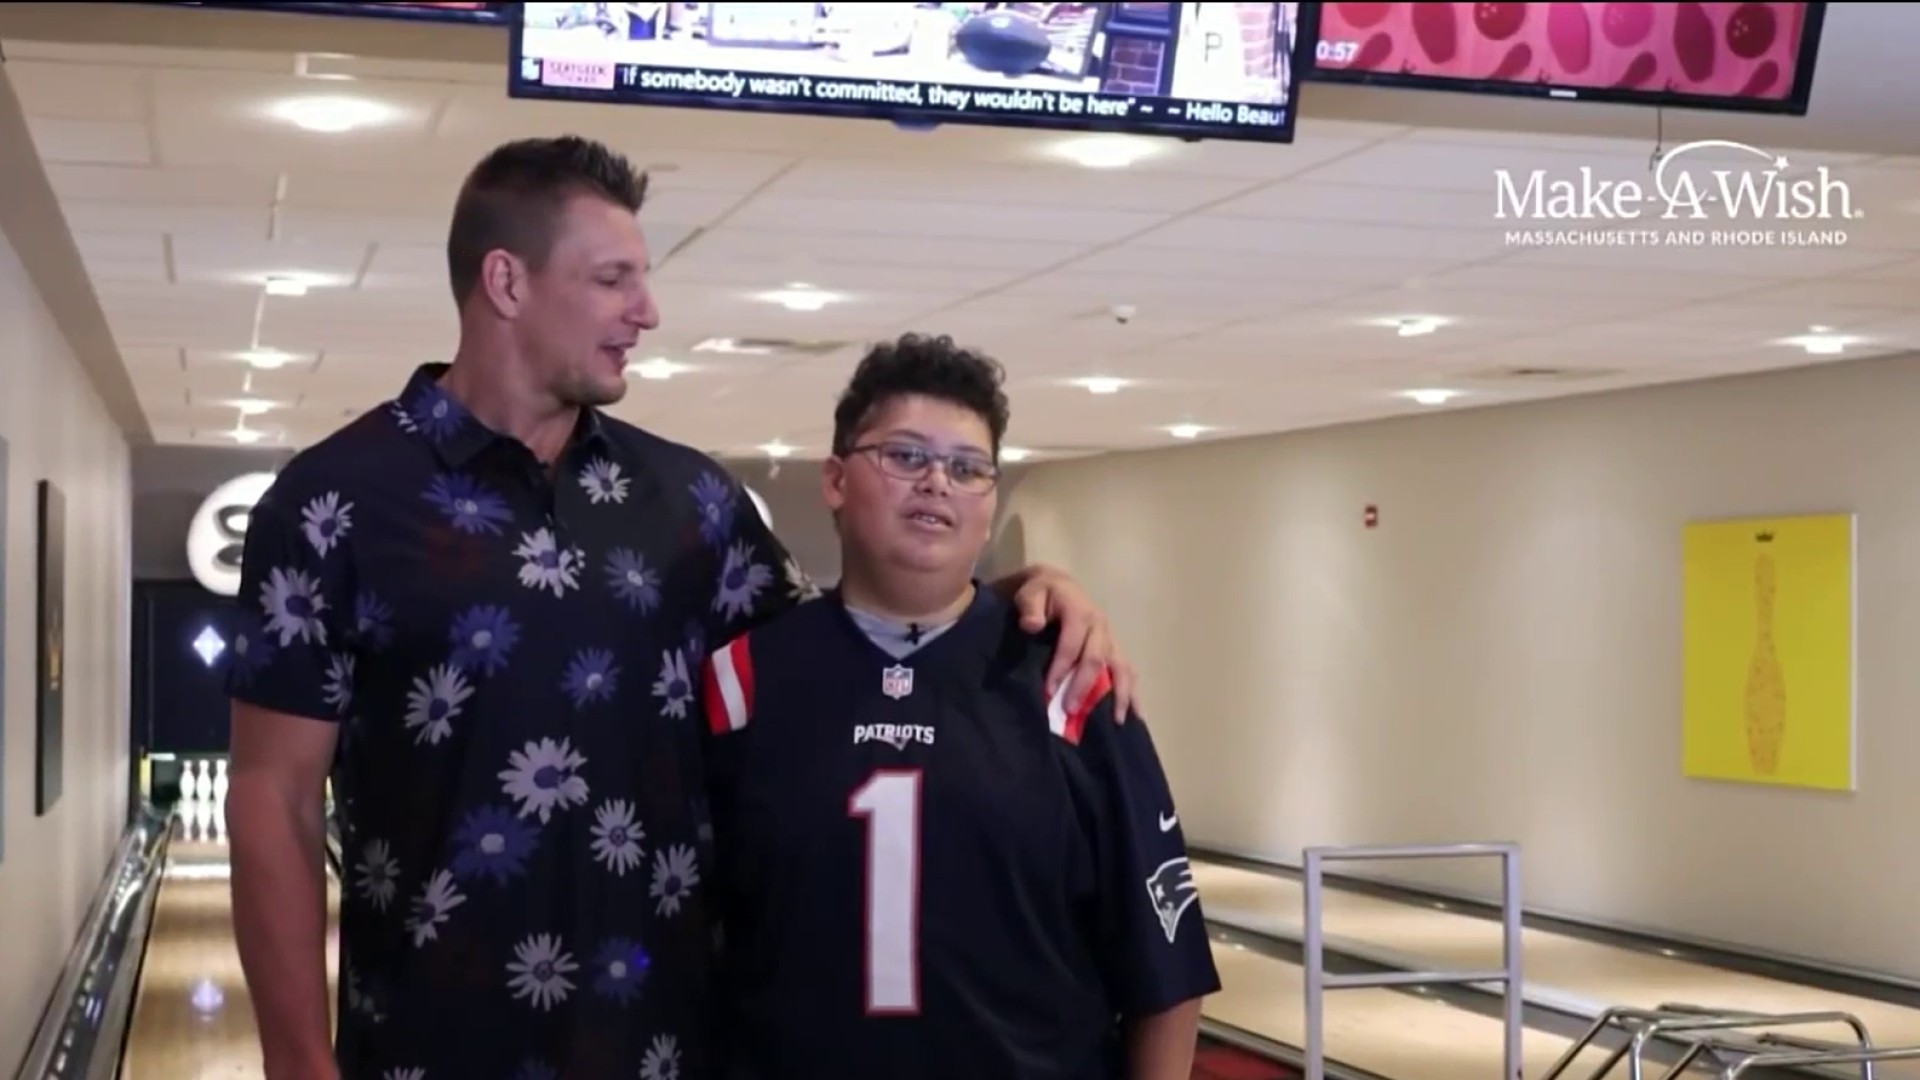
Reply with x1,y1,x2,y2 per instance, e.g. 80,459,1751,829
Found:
1158,812,1178,832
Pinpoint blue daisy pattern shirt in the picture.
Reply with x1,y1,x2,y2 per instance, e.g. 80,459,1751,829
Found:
226,363,816,1080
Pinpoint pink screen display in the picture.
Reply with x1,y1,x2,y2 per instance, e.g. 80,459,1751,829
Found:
1313,2,1808,101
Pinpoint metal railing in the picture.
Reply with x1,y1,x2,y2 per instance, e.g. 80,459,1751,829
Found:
1534,999,1920,1080
1302,841,1523,1080
14,803,171,1080
1723,1045,1920,1078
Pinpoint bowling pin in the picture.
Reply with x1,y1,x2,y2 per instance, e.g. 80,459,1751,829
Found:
213,759,229,803
182,760,199,801
1745,531,1787,774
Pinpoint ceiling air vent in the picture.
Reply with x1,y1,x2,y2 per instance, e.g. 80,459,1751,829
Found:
1459,365,1621,382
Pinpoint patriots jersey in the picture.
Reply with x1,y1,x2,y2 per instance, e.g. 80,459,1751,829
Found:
699,587,1221,1079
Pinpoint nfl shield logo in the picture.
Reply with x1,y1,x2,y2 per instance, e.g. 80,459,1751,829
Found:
881,664,914,700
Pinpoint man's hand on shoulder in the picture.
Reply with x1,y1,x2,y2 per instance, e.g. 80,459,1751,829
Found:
1002,563,1138,723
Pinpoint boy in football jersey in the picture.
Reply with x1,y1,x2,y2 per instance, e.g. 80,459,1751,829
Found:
699,333,1220,1079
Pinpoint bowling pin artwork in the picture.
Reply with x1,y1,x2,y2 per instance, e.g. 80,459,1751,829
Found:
1744,531,1786,774
1683,512,1853,792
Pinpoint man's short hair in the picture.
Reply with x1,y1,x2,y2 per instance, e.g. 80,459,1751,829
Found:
831,333,1011,459
446,135,649,305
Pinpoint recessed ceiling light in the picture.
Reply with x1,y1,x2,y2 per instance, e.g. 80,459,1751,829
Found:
1369,315,1451,337
240,349,296,370
759,440,796,459
1778,325,1859,355
694,337,774,355
756,286,838,313
627,358,691,380
1165,423,1210,439
1402,388,1461,406
1051,135,1158,169
230,398,279,416
270,95,395,134
1000,447,1033,463
1070,376,1129,395
225,427,265,444
264,276,309,297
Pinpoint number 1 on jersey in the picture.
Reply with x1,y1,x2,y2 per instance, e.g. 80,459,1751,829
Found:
848,768,922,1015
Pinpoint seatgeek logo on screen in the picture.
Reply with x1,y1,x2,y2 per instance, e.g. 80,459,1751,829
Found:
1493,139,1864,250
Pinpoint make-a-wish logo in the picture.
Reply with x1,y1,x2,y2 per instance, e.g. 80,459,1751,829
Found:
1494,139,1864,250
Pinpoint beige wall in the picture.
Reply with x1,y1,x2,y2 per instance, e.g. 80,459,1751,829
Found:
0,218,132,1061
998,351,1920,982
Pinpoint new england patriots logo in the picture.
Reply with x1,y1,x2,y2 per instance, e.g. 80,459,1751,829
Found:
1144,857,1199,943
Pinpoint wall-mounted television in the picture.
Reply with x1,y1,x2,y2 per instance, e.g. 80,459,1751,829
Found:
145,1,509,25
508,2,1320,144
1307,2,1826,116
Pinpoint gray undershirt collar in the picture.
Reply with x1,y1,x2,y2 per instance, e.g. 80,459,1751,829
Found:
843,601,962,659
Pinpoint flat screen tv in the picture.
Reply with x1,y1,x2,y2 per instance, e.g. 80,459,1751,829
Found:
508,2,1320,144
1307,2,1826,116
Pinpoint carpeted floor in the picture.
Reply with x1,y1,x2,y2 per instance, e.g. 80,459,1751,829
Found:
1192,1037,1300,1079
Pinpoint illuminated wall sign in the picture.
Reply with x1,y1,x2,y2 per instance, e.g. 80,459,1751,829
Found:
186,472,277,596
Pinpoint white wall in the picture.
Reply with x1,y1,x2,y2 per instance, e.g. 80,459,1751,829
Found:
998,351,1920,982
0,219,132,1061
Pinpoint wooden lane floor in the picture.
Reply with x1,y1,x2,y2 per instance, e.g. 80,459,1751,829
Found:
121,835,1895,1077
1200,934,1622,1079
119,835,340,1079
1193,857,1920,1078
117,840,1572,1080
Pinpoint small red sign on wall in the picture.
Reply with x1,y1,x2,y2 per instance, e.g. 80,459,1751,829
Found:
1364,504,1379,528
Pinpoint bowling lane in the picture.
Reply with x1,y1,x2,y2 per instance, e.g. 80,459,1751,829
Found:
1193,856,1920,1077
118,825,341,1079
1199,932,1617,1078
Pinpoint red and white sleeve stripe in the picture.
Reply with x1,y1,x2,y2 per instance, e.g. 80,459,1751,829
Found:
703,635,755,735
1046,666,1112,746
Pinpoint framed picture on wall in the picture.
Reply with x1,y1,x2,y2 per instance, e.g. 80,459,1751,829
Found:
37,479,65,816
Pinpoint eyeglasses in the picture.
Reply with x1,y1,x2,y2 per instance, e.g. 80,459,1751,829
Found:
849,442,1001,494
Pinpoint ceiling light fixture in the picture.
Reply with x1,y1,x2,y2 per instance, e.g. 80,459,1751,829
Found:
1000,447,1033,463
1165,423,1210,439
225,426,265,444
1070,376,1129,395
1371,315,1450,337
1402,388,1461,406
1779,325,1859,356
230,398,278,416
759,440,796,459
270,94,395,134
1052,135,1157,169
240,349,296,370
693,337,774,355
627,358,691,380
264,275,310,297
757,285,838,312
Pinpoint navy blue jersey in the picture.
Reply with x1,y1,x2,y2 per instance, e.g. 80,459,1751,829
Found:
700,587,1221,1079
